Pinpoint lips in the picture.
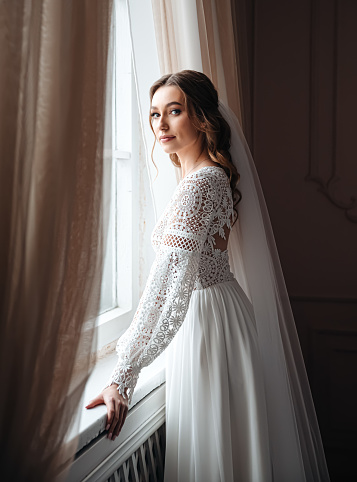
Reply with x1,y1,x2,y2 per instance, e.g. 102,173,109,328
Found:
159,135,176,143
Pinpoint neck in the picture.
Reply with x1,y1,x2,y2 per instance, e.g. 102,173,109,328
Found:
179,147,210,178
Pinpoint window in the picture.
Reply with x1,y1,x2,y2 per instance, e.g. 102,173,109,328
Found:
96,0,141,352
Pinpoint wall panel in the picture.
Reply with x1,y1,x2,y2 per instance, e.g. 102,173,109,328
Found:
238,0,357,478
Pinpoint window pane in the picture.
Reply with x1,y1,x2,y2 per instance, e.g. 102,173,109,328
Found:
99,0,132,315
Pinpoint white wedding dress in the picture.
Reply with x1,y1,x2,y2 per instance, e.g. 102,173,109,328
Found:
108,165,274,481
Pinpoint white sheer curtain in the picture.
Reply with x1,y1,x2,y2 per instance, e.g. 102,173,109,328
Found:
127,1,329,480
151,0,243,123
127,0,177,217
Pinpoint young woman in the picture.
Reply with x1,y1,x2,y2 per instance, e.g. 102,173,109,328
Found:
87,70,329,481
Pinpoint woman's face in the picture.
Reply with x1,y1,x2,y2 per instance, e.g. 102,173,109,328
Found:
150,85,201,157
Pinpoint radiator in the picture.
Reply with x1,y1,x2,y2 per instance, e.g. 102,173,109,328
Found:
107,423,165,482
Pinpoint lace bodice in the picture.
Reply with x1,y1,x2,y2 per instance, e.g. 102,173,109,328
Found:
107,166,235,402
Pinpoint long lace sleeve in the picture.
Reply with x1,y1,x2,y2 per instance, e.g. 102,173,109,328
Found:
106,174,218,403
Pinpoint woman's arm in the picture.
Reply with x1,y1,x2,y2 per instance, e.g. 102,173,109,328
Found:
107,175,217,401
87,174,217,439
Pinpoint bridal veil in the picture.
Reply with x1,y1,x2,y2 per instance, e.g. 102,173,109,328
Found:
220,101,330,481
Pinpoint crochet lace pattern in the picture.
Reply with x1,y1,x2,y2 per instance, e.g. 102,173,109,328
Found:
106,166,234,402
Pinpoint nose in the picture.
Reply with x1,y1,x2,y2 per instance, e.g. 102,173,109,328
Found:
158,114,168,130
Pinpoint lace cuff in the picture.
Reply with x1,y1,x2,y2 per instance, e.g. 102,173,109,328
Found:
103,364,140,404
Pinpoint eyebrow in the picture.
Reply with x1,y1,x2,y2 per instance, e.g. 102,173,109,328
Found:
150,101,183,110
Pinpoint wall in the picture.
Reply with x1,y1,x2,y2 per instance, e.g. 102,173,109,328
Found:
236,0,357,479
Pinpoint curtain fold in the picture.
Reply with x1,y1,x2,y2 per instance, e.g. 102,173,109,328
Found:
151,0,243,125
0,1,112,480
229,0,254,146
197,0,243,124
151,0,178,74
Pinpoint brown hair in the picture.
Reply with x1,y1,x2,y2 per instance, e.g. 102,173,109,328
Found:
149,70,241,222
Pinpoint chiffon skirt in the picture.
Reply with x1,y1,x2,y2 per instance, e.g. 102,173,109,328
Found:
165,279,272,482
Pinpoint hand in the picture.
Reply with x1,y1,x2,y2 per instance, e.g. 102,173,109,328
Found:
85,384,129,441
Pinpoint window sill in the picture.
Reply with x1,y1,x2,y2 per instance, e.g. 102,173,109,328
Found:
62,353,166,481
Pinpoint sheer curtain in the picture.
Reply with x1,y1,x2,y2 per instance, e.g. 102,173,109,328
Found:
0,2,112,480
151,0,243,125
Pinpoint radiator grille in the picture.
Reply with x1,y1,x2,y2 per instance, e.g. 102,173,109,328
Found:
106,423,166,482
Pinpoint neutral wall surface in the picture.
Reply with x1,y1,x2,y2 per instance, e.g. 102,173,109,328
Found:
253,0,357,298
238,0,357,479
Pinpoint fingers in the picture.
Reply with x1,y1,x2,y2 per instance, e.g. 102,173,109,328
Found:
105,396,128,441
85,394,104,409
113,403,128,439
106,396,117,439
119,404,128,433
112,403,122,440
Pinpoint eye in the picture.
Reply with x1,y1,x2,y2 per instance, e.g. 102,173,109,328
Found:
150,112,160,119
171,109,181,115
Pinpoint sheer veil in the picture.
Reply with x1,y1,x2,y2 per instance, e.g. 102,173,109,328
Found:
220,101,330,481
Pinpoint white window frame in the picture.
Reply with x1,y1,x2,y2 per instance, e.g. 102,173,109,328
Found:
95,0,141,353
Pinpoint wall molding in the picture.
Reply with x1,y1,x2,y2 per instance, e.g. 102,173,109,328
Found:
290,294,357,303
307,0,357,223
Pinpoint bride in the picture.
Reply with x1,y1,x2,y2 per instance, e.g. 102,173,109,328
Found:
87,70,330,481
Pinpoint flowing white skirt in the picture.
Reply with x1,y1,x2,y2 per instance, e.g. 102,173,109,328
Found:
165,279,273,482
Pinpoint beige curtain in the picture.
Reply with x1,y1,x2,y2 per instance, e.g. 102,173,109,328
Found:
151,0,244,129
230,0,253,146
0,1,112,480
